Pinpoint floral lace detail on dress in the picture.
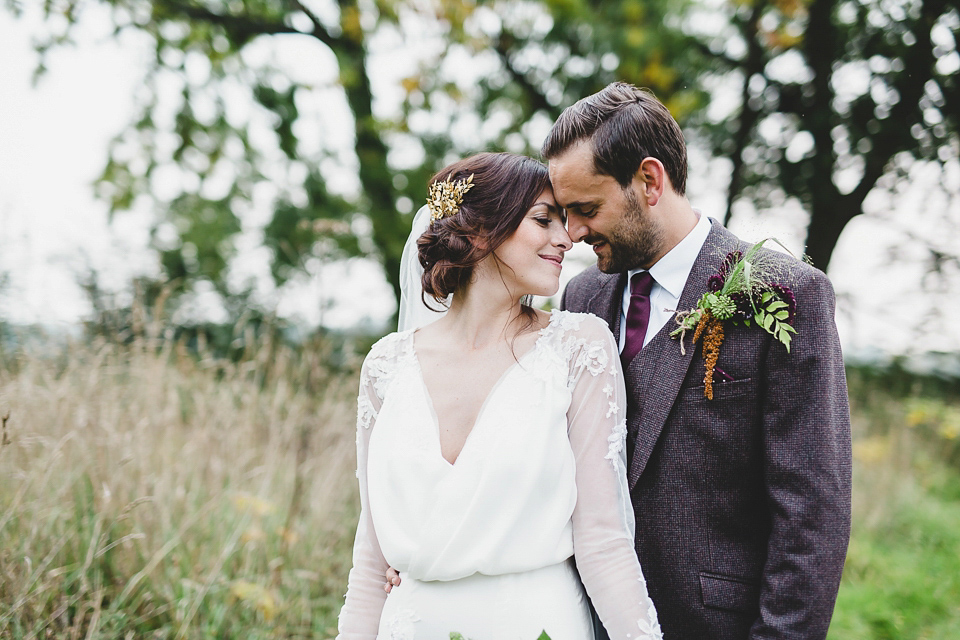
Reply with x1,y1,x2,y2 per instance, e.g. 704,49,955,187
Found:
364,330,415,400
577,339,611,377
356,392,376,431
537,310,616,388
606,419,627,468
538,308,585,341
637,600,664,639
606,400,620,418
385,607,420,640
541,310,628,474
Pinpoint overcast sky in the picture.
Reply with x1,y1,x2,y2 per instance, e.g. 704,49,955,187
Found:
2,5,958,360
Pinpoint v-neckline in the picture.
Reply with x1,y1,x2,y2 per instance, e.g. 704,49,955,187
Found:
409,315,552,467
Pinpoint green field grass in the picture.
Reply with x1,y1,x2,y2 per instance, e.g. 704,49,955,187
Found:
828,369,960,640
2,338,959,638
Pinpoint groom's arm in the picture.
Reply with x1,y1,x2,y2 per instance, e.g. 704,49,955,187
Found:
751,267,852,639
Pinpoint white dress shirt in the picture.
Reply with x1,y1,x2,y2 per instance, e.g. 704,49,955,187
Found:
619,212,712,351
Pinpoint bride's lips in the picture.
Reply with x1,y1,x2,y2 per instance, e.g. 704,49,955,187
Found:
540,254,563,269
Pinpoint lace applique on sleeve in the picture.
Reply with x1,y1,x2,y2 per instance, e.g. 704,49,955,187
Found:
605,419,628,468
363,331,411,400
356,393,377,432
338,331,413,639
558,310,663,640
577,340,611,377
637,601,664,639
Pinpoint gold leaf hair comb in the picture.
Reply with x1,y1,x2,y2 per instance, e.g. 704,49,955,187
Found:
427,173,475,224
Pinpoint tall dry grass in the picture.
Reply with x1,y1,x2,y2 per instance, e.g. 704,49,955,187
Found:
0,332,361,638
3,328,959,639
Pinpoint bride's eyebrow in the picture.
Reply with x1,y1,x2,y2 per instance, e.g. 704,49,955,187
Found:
531,201,559,211
531,202,566,224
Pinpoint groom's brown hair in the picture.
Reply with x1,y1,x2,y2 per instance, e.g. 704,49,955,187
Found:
541,82,688,195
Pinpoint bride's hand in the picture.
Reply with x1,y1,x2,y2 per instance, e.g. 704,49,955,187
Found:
384,567,401,593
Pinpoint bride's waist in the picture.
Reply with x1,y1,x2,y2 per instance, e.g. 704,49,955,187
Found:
382,529,575,581
389,546,576,582
380,558,593,639
401,558,579,587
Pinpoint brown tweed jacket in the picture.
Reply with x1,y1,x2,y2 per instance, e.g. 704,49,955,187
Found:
561,220,852,640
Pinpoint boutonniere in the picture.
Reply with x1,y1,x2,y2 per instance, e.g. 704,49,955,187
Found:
671,238,797,399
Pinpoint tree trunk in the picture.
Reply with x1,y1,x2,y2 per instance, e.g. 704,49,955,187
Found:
803,195,857,272
335,0,406,308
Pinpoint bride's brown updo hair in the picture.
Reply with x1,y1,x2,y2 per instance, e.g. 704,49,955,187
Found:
418,152,550,303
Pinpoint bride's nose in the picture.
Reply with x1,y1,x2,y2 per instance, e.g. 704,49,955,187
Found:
553,226,573,252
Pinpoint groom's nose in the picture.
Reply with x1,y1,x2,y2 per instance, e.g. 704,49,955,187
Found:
565,213,590,243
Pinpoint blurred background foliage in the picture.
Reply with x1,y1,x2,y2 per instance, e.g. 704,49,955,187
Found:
4,0,957,324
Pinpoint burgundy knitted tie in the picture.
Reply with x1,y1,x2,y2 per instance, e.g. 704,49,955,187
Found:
621,271,655,366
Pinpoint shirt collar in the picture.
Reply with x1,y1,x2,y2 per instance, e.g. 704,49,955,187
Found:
626,211,711,299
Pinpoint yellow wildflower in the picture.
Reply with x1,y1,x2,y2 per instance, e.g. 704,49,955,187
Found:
232,493,275,517
853,437,890,464
230,580,278,621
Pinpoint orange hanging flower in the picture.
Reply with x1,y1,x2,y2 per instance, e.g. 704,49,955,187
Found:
671,238,799,400
691,311,726,400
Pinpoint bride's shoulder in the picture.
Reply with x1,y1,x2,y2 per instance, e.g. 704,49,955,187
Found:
537,311,618,379
361,329,415,377
545,309,615,342
367,328,414,355
537,310,618,367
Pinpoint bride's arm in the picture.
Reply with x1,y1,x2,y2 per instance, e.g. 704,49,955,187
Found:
566,315,663,640
337,352,389,639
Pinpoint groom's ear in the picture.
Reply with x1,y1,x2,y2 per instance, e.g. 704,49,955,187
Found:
634,157,666,207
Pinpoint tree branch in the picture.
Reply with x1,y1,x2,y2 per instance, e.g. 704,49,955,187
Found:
691,39,742,69
493,30,552,113
849,0,942,207
724,1,766,225
284,0,336,47
162,0,332,46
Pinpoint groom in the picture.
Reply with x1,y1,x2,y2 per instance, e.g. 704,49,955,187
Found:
545,83,852,639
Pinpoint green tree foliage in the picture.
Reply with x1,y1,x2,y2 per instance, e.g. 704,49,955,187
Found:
692,0,959,270
6,0,704,316
10,0,954,312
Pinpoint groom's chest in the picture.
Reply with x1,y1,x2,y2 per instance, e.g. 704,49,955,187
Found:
626,320,769,424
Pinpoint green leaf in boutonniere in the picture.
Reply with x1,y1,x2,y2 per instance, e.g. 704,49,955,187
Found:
671,238,799,398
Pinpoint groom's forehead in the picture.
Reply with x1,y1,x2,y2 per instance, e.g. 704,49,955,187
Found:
547,142,596,184
548,148,609,206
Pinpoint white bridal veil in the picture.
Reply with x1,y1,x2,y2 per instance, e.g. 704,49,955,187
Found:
397,205,451,332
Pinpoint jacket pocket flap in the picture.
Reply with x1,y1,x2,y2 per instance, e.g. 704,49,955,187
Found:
699,572,760,614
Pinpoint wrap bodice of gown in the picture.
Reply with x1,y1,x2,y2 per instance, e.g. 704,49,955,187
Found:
338,310,663,640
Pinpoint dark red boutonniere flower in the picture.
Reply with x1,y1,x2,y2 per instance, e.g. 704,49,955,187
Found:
671,239,797,399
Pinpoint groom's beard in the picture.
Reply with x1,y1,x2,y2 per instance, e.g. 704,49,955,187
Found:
588,187,665,274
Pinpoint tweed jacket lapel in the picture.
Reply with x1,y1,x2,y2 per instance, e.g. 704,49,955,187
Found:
585,270,628,345
626,220,740,489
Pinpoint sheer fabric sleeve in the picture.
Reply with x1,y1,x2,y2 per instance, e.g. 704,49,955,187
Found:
336,349,390,639
566,315,663,640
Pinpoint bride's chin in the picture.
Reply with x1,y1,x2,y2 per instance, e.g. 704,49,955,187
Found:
524,283,561,299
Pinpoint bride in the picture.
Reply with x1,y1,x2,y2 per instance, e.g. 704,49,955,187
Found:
337,152,662,640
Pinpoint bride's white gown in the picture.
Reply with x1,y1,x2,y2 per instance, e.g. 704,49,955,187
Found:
337,310,663,640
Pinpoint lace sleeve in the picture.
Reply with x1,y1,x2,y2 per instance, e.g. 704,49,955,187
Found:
337,347,390,639
566,315,663,640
